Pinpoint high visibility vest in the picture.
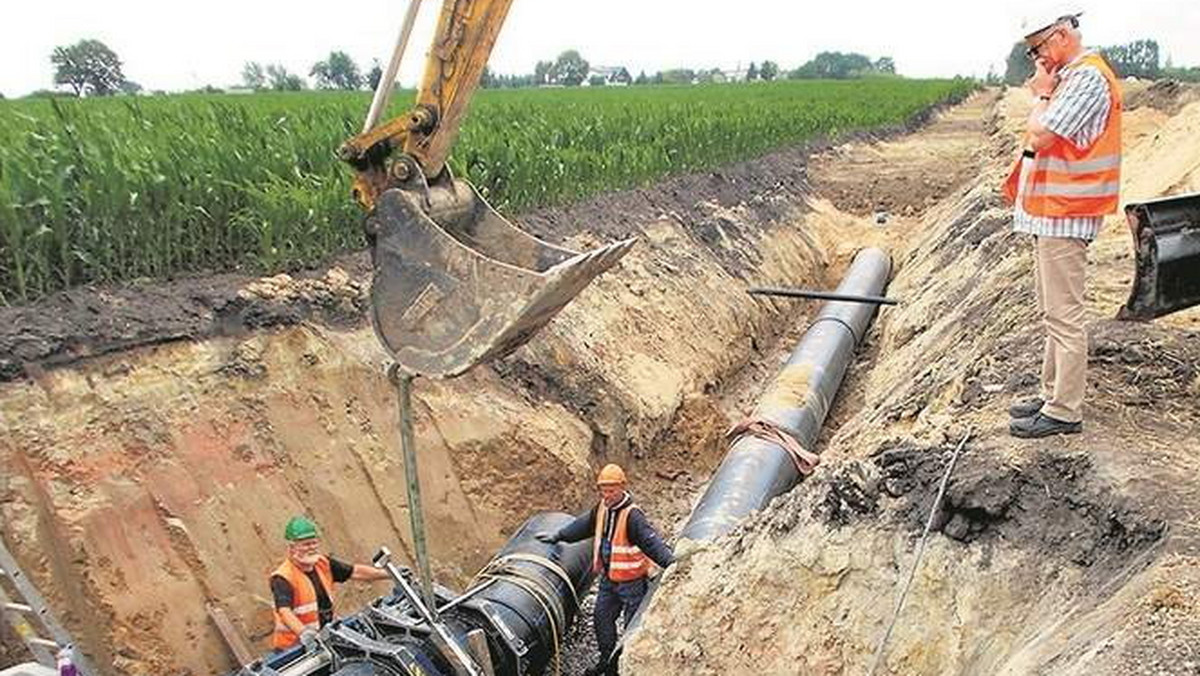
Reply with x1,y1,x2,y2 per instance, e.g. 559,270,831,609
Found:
1003,52,1123,217
592,502,649,582
271,556,334,650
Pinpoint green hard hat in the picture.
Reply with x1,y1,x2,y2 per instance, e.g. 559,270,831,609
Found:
284,515,319,541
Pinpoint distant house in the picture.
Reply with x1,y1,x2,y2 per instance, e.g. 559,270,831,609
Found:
584,66,632,86
722,68,750,83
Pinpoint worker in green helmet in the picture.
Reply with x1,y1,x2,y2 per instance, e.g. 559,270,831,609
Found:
269,515,391,651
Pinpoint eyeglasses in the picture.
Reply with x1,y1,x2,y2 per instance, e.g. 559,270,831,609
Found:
1026,16,1079,60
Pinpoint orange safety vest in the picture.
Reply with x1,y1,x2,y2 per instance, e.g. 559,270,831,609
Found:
271,556,334,650
592,501,649,582
1003,52,1123,217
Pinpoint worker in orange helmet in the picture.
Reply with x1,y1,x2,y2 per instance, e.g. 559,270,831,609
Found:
536,464,674,676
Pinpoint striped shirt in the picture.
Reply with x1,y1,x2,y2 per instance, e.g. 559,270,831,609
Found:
1012,51,1112,241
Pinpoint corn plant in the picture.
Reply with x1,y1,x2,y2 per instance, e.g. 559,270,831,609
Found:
0,79,974,303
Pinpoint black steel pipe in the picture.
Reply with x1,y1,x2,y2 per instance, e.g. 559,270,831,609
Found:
239,512,594,676
680,247,892,542
454,512,594,674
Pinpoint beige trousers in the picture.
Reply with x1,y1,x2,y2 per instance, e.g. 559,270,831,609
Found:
1033,236,1089,423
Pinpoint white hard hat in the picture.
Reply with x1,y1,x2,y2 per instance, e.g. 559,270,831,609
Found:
1021,9,1083,41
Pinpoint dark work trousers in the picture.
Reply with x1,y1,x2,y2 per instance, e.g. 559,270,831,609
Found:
593,576,647,674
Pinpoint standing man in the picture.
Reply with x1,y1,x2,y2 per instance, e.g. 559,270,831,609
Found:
269,515,392,651
537,464,674,676
1002,11,1122,439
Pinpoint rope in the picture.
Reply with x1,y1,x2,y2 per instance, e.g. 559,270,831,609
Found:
868,429,971,676
726,418,821,475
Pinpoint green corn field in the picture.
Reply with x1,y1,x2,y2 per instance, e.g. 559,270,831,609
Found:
0,78,973,303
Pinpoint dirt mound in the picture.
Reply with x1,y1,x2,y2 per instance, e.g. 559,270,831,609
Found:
1124,79,1200,115
626,438,1165,675
0,261,373,382
625,86,1200,675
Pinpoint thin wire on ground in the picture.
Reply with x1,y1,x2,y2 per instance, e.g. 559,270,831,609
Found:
868,429,972,676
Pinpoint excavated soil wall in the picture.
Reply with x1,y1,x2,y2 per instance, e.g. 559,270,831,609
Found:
625,87,1200,675
0,136,857,674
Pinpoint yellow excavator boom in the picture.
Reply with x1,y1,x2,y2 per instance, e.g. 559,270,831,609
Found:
338,0,634,379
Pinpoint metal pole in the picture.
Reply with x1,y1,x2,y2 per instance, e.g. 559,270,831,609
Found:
388,365,440,620
363,0,424,133
747,287,899,306
374,546,483,676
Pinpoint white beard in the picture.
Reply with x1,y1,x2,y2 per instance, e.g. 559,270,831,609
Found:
296,553,321,568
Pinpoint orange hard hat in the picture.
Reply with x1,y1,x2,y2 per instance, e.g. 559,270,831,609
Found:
596,463,627,486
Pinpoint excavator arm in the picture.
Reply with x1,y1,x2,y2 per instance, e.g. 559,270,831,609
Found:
337,0,634,379
339,0,513,210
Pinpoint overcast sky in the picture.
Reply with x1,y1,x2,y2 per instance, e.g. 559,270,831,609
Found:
2,0,1198,96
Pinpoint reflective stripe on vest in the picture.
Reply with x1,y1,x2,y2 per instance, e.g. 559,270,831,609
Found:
1037,154,1120,174
592,502,649,582
1029,180,1121,197
1002,53,1123,217
271,556,334,650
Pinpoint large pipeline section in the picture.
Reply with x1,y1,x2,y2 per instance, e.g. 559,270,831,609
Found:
612,247,893,667
680,247,892,542
236,512,593,676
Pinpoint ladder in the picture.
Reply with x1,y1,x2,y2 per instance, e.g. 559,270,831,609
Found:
0,536,96,675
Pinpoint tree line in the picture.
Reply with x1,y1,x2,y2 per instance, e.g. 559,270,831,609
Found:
26,39,902,100
480,50,896,89
23,36,1199,101
1002,38,1200,85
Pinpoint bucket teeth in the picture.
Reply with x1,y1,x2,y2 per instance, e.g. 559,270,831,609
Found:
367,185,634,378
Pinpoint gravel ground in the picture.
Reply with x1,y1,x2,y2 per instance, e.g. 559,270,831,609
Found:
557,592,600,676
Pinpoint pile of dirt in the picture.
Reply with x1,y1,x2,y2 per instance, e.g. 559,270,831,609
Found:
628,438,1166,675
625,86,1200,675
1124,79,1200,115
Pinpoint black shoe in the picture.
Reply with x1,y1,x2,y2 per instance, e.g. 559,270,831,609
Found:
1009,413,1082,438
1008,397,1045,419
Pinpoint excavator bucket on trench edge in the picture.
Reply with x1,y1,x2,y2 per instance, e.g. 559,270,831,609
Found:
1119,192,1200,321
367,176,635,379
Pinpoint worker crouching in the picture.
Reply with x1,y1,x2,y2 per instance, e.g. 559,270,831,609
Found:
537,464,674,676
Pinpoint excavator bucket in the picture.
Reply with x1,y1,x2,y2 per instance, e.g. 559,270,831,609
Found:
367,179,634,378
1119,192,1200,321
